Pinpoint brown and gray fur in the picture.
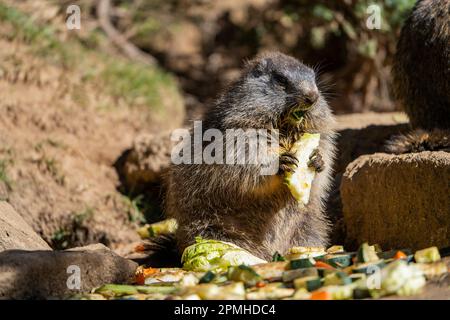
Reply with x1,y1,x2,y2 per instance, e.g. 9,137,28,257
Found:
387,0,450,153
164,52,336,260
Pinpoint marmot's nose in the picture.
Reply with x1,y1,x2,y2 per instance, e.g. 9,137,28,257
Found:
303,87,319,105
300,81,319,106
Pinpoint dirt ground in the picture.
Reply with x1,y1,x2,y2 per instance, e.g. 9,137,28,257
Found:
0,1,184,251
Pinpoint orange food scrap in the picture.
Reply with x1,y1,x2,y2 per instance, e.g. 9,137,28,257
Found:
314,261,334,270
311,291,332,300
393,251,407,260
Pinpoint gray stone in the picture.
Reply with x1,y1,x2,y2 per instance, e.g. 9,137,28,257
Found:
0,243,138,299
0,201,51,251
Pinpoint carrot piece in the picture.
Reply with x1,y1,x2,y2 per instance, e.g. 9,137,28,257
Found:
135,270,146,285
314,261,335,270
143,267,159,277
256,281,266,288
394,251,407,260
311,291,332,300
134,267,159,284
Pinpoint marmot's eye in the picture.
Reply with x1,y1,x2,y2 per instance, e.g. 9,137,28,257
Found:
272,73,288,88
251,67,263,78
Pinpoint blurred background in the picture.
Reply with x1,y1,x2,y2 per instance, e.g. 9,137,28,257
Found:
14,0,416,118
0,0,415,251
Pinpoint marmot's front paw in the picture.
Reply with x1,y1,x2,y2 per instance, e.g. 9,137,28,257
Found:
308,149,324,172
279,151,298,174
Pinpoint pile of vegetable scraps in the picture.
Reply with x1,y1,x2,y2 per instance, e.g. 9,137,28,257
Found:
75,238,449,300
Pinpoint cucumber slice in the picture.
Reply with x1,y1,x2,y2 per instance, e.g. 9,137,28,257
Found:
137,218,178,238
323,271,352,286
290,257,316,269
94,284,138,297
199,271,216,284
282,267,319,282
349,273,366,283
326,245,345,254
317,267,337,278
357,243,380,263
321,284,355,300
135,284,178,295
324,254,352,268
293,276,322,292
353,260,386,274
284,133,321,206
227,265,262,286
414,246,441,263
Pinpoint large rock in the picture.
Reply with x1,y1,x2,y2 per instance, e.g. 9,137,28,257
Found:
341,151,450,250
328,112,409,243
0,201,51,251
0,243,138,299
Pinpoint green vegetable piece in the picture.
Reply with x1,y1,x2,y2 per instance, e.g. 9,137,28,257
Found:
227,265,262,286
353,260,386,274
199,271,216,284
326,245,345,254
290,257,316,269
414,246,441,263
137,218,178,239
282,267,319,282
323,271,352,286
357,243,380,263
294,276,322,292
272,251,286,262
181,237,265,272
94,284,138,297
325,254,352,268
135,285,177,295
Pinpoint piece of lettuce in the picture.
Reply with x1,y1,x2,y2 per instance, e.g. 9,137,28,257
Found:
181,237,266,272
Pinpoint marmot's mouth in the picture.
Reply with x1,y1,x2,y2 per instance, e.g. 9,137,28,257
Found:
275,103,311,135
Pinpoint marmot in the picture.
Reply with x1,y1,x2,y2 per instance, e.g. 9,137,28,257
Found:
164,52,336,260
387,0,450,153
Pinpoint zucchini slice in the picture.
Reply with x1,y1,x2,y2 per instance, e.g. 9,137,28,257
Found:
290,257,316,269
414,246,441,263
357,243,380,263
326,245,345,254
284,133,321,206
323,271,352,286
353,260,386,274
294,276,322,292
199,271,216,284
282,267,319,282
324,254,352,268
227,265,262,286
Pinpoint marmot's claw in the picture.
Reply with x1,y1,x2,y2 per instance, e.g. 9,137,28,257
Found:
308,149,324,172
279,152,298,174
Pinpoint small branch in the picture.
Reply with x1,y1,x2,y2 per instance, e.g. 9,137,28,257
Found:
96,0,157,65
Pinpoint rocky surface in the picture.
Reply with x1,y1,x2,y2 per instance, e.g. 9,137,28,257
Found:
0,243,138,299
0,201,51,251
341,151,450,250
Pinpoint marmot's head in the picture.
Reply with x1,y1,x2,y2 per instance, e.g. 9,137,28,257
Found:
208,52,333,133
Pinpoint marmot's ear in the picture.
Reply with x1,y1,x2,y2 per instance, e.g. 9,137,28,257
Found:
249,58,273,78
250,62,264,78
